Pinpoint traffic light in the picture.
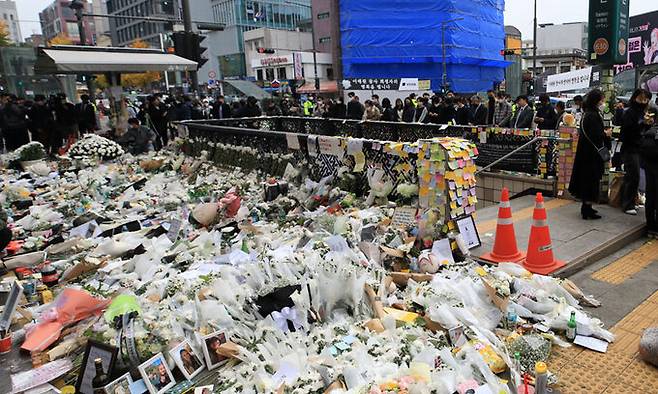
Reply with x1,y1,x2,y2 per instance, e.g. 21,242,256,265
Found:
257,47,275,54
171,32,208,68
172,31,187,58
500,49,517,56
188,33,208,68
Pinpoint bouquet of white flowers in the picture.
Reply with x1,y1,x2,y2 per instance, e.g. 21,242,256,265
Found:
68,134,125,161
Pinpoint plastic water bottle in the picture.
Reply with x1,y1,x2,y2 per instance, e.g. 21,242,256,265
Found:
534,362,548,394
507,306,518,329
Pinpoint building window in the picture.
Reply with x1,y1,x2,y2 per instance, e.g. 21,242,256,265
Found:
319,37,331,44
561,65,571,73
265,68,275,81
327,68,334,80
317,12,329,20
277,67,286,79
257,69,263,81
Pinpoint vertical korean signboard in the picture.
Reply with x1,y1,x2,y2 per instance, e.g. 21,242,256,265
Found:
588,0,630,65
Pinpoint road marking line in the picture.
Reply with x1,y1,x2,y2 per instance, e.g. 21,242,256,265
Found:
591,241,658,285
477,198,573,234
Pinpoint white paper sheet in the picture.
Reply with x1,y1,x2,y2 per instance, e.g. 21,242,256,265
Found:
574,335,608,353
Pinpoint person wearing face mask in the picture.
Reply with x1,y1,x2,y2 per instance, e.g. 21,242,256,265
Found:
620,89,654,215
568,89,612,220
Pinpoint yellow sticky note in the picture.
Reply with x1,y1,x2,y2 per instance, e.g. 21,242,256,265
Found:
353,152,366,172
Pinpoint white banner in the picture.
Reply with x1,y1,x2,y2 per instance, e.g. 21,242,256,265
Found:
399,78,419,91
546,67,592,93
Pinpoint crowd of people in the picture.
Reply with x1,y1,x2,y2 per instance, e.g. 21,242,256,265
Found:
569,88,658,239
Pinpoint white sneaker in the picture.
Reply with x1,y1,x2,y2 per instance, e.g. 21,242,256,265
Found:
625,209,638,215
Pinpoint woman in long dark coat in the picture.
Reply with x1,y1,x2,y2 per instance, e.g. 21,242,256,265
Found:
568,89,612,220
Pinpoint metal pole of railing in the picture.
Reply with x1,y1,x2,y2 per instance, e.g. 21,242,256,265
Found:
475,136,569,175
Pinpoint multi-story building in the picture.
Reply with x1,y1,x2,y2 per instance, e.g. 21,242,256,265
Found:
503,25,522,98
311,0,340,82
25,34,44,47
39,0,96,45
106,0,178,47
522,22,588,76
0,0,21,43
244,27,332,84
92,0,111,37
205,0,311,82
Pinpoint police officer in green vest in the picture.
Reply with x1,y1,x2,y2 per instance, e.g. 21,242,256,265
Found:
303,96,315,117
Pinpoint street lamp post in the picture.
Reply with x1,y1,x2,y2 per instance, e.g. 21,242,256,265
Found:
69,0,95,95
441,17,463,92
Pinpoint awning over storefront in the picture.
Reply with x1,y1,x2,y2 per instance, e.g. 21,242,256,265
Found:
296,80,338,94
34,46,197,74
223,79,272,100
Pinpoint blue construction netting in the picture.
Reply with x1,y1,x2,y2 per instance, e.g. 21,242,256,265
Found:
340,0,510,93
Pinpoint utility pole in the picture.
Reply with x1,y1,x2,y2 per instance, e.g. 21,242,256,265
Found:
181,0,198,93
441,17,463,92
532,0,537,94
70,0,95,96
284,1,319,92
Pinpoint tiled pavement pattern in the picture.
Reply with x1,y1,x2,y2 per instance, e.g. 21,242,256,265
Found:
550,241,658,393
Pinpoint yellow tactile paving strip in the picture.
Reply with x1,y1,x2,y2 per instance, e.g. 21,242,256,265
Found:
477,198,573,234
550,291,658,393
590,241,658,285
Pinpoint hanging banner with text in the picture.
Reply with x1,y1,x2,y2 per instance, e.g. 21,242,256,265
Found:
546,66,601,93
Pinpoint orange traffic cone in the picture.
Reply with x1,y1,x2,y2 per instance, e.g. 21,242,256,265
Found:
480,188,525,264
523,193,565,275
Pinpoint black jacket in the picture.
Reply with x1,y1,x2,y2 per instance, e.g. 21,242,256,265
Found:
118,125,156,155
569,110,611,202
401,106,416,123
381,107,398,122
27,103,53,131
620,105,651,152
535,103,557,130
3,103,28,130
75,101,97,130
346,100,364,120
487,97,496,124
455,106,470,125
329,103,347,119
506,105,534,128
439,104,456,124
471,104,488,125
212,102,232,119
236,104,262,118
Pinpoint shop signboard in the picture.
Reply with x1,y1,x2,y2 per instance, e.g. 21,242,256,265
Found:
588,0,630,65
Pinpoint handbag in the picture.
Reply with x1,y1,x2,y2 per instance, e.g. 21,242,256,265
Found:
581,117,611,162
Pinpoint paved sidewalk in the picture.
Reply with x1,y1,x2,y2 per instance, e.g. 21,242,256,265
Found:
550,238,658,393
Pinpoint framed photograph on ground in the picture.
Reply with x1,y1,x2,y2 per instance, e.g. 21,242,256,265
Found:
169,340,204,380
137,353,175,394
75,340,118,394
103,372,133,394
456,215,481,249
194,385,213,394
200,331,229,370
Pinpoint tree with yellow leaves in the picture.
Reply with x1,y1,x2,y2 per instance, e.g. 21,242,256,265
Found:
0,20,11,46
121,39,161,89
48,33,74,46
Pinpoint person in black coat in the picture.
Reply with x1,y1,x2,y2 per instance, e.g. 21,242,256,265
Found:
346,95,365,120
211,95,232,119
75,94,97,135
568,89,612,219
380,98,398,122
235,96,262,118
328,97,347,119
486,90,496,125
401,98,416,123
470,95,488,125
439,98,456,124
504,95,534,128
640,112,658,237
2,95,29,151
146,95,168,146
534,94,557,130
455,97,470,125
620,88,654,215
27,95,54,149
